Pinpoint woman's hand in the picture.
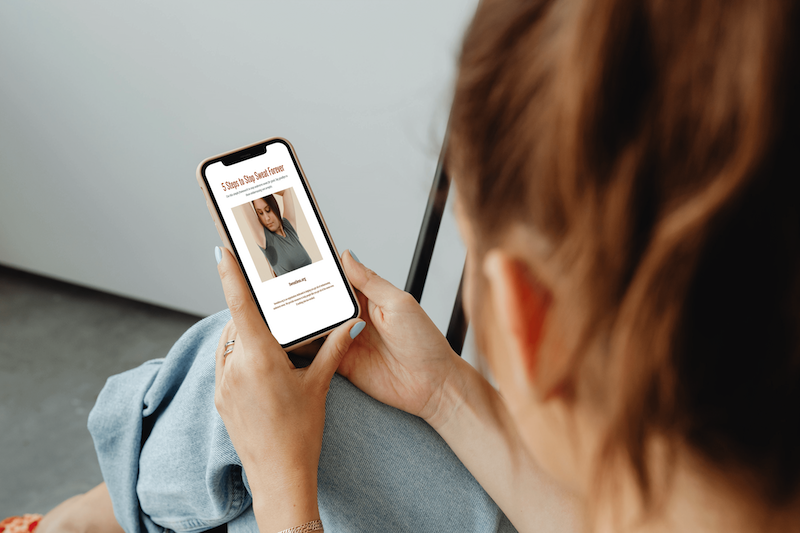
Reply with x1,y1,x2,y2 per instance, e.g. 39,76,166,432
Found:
214,246,364,533
338,251,468,429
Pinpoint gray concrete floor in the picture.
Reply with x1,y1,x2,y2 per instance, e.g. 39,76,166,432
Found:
0,265,203,517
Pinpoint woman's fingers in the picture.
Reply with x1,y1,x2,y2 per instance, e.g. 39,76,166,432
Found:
343,251,405,309
308,319,366,383
216,246,282,364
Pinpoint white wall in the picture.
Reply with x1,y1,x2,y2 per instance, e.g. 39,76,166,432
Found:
0,1,476,339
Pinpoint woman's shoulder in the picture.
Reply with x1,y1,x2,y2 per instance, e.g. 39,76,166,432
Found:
282,218,298,237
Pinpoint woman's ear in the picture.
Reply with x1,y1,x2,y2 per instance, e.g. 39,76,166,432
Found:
483,250,552,396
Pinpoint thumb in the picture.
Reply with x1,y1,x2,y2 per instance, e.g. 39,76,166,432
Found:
308,318,366,383
343,250,404,308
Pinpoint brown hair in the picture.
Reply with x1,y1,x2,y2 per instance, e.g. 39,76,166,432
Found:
450,0,800,511
253,194,282,232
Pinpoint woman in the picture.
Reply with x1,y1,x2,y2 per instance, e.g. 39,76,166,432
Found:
247,189,312,277
38,0,800,532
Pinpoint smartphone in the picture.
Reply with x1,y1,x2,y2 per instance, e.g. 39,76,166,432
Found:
197,137,360,350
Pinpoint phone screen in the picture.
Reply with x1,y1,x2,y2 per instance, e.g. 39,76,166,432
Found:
200,139,358,347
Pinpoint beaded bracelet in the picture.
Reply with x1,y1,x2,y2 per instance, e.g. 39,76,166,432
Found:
276,519,323,533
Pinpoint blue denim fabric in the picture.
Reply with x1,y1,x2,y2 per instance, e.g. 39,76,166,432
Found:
88,310,517,533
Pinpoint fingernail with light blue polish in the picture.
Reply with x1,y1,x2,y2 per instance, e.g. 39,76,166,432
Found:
215,246,222,264
350,321,366,339
349,250,361,264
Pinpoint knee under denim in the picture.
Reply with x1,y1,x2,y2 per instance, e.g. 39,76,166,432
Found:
87,310,517,533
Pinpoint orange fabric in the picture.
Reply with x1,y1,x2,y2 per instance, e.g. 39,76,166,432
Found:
0,514,43,533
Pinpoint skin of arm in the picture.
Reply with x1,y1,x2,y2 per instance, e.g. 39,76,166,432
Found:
337,253,580,533
244,202,267,249
431,359,581,532
244,201,276,277
274,189,297,230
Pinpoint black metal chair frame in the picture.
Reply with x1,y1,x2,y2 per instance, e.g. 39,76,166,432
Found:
403,136,469,355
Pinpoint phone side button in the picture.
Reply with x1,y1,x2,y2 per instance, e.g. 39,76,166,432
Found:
215,223,226,243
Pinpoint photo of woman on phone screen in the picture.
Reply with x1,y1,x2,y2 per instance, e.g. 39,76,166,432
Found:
239,188,321,279
230,187,322,282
